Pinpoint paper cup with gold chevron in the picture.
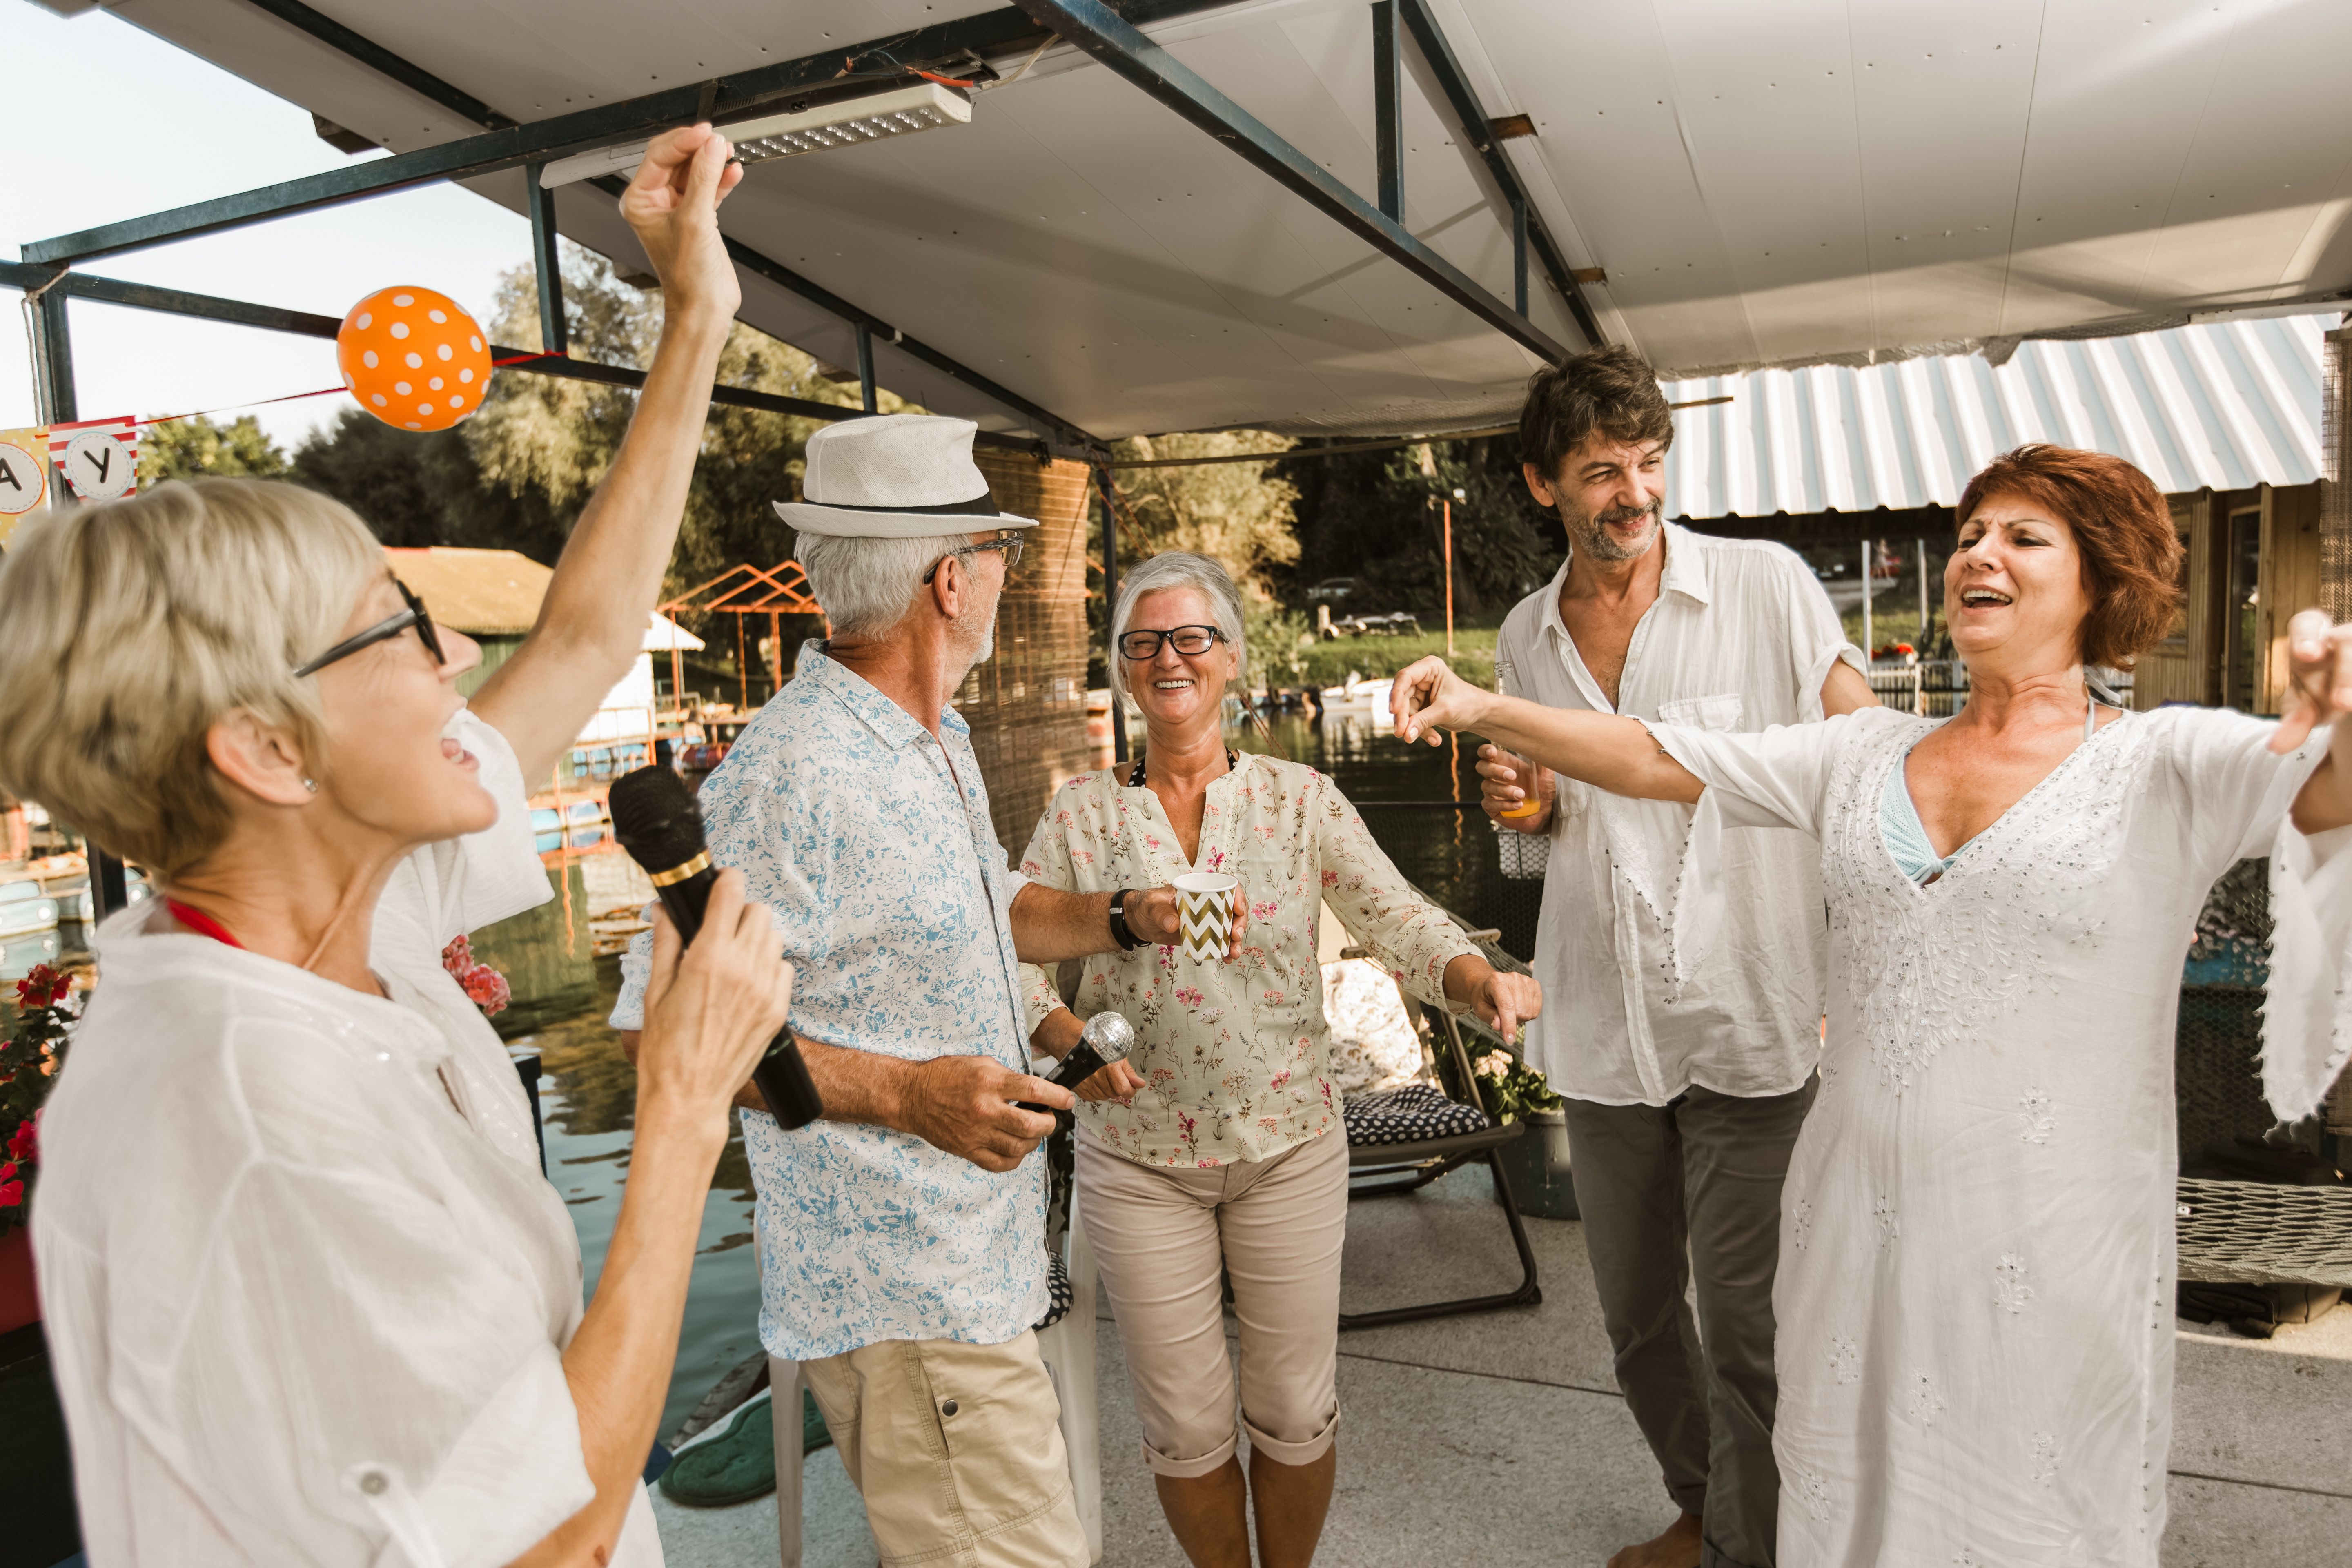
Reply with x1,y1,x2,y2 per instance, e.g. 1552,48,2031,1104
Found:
1175,872,1237,965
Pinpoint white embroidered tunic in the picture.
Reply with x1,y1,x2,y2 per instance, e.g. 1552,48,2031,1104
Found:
1654,704,2350,1568
1016,754,1479,1167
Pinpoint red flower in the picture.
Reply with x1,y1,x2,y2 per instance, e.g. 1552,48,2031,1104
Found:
0,1180,21,1208
440,937,511,1018
14,965,67,1009
0,1161,14,1183
6,1117,31,1163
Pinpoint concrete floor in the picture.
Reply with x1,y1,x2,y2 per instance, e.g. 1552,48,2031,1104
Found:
653,1164,2352,1566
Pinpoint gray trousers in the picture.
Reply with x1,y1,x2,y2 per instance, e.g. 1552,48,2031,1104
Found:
1561,1080,1815,1568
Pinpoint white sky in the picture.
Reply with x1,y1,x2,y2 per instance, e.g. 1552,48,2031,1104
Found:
2,3,534,454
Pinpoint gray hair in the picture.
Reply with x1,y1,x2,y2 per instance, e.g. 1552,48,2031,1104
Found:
794,529,974,637
1108,551,1247,702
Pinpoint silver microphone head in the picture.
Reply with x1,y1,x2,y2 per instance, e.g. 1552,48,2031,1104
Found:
1081,1010,1135,1063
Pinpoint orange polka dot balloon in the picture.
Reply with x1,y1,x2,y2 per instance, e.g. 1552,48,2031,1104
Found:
336,286,493,432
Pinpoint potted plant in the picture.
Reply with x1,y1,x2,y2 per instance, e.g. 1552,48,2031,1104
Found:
0,964,78,1334
1471,1048,1577,1221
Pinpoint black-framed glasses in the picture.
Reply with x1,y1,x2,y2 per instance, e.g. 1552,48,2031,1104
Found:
921,533,1025,585
294,580,446,678
1118,624,1225,660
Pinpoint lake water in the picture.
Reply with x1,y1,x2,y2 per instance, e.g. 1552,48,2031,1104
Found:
535,705,1537,1435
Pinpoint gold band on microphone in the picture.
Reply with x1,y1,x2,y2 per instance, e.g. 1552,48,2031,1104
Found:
648,851,712,887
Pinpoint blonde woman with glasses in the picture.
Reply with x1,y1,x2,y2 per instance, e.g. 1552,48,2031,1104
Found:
4,126,796,1568
1016,551,1542,1568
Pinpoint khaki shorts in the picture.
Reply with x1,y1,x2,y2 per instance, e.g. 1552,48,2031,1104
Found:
798,1329,1087,1568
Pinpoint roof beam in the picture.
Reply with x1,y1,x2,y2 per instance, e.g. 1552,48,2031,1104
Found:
0,261,1050,454
1396,0,1601,349
1009,0,1569,363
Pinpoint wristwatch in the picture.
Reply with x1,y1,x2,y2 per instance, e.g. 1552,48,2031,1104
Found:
1108,887,1142,951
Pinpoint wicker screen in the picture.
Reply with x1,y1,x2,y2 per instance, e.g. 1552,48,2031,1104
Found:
960,451,1098,855
2321,325,2352,622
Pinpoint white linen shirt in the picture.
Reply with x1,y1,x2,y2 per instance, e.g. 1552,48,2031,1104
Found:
1497,523,1863,1105
34,714,669,1567
611,643,1047,1362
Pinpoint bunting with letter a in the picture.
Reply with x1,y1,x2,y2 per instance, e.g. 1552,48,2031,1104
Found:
48,416,138,502
0,428,46,548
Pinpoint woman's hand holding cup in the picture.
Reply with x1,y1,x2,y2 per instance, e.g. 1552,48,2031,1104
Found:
1124,881,1250,961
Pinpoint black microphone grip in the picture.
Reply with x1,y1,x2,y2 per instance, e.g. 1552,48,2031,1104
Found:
646,867,824,1131
1014,1040,1113,1131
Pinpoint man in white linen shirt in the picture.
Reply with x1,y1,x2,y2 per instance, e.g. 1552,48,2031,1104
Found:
1477,347,1875,1568
612,415,1234,1568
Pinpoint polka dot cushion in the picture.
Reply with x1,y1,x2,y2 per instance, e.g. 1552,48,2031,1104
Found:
1033,1249,1075,1331
1343,1081,1491,1147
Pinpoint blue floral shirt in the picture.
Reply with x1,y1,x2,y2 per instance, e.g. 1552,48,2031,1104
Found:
612,644,1045,1359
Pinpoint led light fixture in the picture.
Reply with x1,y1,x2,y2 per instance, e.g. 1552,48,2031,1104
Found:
536,82,972,189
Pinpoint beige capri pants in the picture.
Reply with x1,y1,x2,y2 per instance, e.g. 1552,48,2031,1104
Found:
1076,1125,1349,1478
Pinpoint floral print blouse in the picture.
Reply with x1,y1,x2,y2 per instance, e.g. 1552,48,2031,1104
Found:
1018,752,1479,1168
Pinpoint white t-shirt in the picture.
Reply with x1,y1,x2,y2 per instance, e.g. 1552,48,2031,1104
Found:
33,709,665,1566
1496,524,1864,1105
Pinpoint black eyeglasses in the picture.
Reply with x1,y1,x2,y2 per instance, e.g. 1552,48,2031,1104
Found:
922,533,1025,585
1118,625,1225,660
294,580,446,677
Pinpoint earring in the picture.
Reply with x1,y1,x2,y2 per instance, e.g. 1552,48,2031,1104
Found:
301,778,318,793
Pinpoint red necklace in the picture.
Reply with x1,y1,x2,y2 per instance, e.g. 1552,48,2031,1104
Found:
163,898,244,950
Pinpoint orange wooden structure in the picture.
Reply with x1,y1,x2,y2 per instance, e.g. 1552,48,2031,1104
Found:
655,562,826,712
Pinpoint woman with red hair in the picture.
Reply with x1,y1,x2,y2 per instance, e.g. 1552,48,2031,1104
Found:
1388,444,2352,1566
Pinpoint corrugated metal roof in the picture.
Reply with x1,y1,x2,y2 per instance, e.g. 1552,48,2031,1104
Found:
1661,313,2333,521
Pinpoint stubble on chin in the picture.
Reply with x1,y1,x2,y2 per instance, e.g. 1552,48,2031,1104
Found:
1564,501,1663,564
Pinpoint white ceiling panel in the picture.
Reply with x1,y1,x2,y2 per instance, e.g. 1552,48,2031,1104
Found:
51,0,2352,443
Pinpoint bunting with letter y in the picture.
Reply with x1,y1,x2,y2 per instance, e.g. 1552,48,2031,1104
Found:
47,416,138,502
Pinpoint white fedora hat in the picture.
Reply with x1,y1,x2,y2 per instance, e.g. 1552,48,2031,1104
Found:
773,414,1037,538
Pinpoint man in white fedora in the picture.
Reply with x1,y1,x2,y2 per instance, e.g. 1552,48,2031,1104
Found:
614,413,1225,1566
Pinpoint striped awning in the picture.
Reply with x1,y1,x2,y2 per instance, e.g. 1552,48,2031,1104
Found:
1661,314,2333,521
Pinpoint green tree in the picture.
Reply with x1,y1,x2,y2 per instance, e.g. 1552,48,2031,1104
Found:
1104,430,1301,603
141,414,288,485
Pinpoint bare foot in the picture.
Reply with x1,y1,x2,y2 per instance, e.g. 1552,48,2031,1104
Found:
1606,1511,1703,1568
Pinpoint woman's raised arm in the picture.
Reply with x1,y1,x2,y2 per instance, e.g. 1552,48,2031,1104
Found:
1389,656,1703,805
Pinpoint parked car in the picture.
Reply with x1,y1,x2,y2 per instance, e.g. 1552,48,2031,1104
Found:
1328,610,1422,638
1306,577,1364,604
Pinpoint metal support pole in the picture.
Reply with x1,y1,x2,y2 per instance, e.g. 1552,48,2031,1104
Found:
525,165,568,356
1512,198,1528,318
1094,466,1128,763
1443,498,1455,656
1917,536,1929,646
1372,1,1403,222
1860,539,1874,658
855,323,878,414
28,290,130,921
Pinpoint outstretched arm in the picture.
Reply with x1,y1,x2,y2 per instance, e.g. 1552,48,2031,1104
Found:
2277,610,2352,833
1391,656,1703,805
470,125,744,784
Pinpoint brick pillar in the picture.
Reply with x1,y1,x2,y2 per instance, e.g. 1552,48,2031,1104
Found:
963,450,1098,856
2321,325,2352,621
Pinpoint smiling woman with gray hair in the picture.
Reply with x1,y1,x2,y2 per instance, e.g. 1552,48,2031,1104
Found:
1016,550,1541,1568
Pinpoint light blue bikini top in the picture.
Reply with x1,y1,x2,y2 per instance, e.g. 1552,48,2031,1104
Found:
1881,699,2098,885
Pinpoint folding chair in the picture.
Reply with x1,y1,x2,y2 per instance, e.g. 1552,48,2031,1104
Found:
1336,926,1541,1330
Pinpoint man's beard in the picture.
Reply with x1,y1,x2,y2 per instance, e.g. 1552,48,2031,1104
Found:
1561,495,1663,563
949,592,998,677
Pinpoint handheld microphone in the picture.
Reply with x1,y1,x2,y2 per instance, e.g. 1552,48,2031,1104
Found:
1018,1011,1136,1131
608,765,823,1130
